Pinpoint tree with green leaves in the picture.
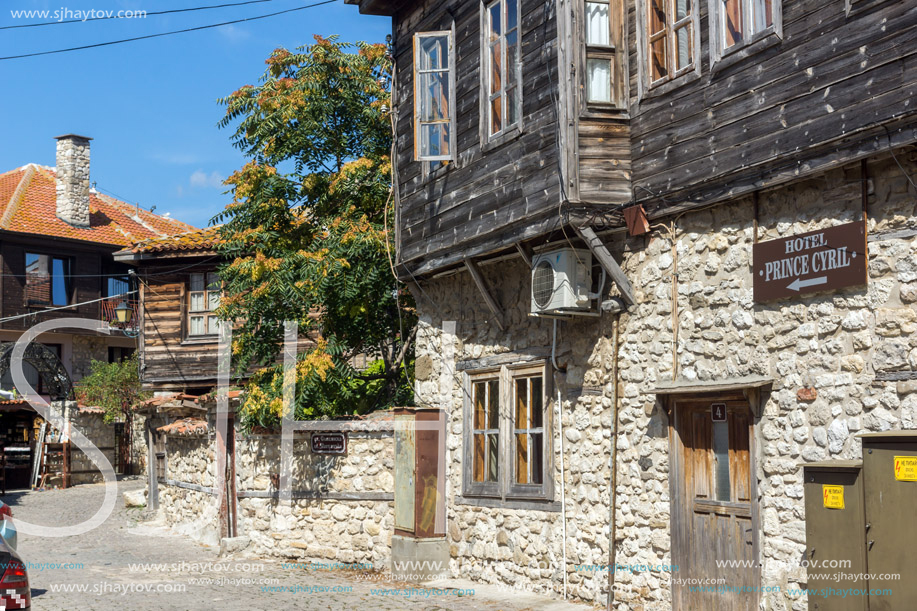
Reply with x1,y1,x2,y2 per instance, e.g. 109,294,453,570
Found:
214,36,415,430
74,354,149,423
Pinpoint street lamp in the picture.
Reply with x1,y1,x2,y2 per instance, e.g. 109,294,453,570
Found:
114,301,132,325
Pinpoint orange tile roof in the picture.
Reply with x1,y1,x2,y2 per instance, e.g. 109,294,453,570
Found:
157,417,209,436
0,164,196,247
122,225,223,254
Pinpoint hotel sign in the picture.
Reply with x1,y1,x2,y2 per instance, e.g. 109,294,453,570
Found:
753,221,867,302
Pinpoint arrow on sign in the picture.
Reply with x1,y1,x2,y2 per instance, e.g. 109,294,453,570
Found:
787,276,828,292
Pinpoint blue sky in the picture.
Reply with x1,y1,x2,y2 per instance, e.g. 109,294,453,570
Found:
0,0,390,228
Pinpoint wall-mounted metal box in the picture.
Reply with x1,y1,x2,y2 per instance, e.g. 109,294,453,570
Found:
391,407,448,581
861,431,917,611
802,461,866,611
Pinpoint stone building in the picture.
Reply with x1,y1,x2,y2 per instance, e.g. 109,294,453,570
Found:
0,134,195,483
348,0,917,608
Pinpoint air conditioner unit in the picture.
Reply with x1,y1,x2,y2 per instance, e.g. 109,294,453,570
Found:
530,248,593,314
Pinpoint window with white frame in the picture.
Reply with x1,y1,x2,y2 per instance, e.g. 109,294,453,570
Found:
585,0,616,104
646,0,695,86
464,365,551,501
414,32,454,162
715,0,778,55
484,0,521,138
187,272,220,337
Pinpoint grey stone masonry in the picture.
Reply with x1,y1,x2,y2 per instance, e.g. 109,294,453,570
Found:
54,134,92,227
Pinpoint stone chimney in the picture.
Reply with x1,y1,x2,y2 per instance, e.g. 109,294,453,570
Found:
54,134,92,227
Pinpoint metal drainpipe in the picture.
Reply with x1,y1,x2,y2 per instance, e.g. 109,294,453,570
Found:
607,313,621,610
552,319,568,600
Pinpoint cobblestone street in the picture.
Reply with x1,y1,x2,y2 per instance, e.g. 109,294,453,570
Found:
7,478,590,611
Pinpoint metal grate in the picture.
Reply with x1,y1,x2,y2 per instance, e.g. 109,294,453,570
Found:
532,260,555,308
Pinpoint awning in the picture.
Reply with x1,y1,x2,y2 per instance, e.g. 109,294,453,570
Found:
652,375,773,417
652,375,773,396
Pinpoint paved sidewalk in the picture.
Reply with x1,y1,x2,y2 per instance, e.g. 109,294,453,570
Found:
4,478,594,610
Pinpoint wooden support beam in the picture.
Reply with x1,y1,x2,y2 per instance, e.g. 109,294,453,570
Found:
515,242,532,267
464,258,506,331
574,225,636,307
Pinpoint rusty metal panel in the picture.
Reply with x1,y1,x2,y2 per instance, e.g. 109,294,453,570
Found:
394,412,415,533
414,409,444,537
862,432,917,611
802,462,866,611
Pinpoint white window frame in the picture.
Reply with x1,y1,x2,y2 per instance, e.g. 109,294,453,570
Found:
187,272,221,338
637,0,701,92
462,363,553,502
709,0,781,63
413,31,456,162
481,0,523,142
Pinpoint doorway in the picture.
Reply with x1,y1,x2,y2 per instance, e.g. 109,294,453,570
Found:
670,395,760,610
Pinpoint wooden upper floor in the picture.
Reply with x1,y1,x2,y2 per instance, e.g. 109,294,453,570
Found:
349,0,917,278
115,229,223,393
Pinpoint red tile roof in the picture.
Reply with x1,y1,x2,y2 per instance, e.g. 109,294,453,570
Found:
121,225,222,254
157,417,209,436
0,164,196,246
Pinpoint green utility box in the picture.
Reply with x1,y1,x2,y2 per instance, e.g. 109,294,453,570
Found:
861,431,917,611
802,461,866,611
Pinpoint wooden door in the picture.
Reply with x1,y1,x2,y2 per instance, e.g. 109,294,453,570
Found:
671,397,759,611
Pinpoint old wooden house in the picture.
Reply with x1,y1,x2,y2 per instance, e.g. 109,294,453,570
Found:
114,227,224,394
348,0,917,608
0,134,194,485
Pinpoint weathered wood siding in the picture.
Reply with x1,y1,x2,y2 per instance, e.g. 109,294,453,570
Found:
139,266,219,392
395,0,565,275
631,0,917,217
579,120,632,202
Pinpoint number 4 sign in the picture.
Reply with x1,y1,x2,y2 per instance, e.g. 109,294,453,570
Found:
711,403,727,422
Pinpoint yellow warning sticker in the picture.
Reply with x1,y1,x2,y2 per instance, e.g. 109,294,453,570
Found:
822,485,844,510
894,456,917,481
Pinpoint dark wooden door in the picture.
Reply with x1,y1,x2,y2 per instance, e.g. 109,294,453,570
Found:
671,398,759,611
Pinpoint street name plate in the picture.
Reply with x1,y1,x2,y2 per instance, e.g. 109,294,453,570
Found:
311,432,347,455
753,221,866,302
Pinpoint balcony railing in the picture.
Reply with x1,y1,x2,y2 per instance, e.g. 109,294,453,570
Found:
100,298,140,336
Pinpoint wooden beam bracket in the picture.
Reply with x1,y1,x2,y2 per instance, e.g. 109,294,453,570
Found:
573,225,636,306
464,258,506,331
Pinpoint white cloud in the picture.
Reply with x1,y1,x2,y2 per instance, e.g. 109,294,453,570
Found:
218,25,251,43
190,170,224,189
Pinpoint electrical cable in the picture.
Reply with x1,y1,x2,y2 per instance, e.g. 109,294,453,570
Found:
0,290,136,325
0,0,289,30
0,0,338,61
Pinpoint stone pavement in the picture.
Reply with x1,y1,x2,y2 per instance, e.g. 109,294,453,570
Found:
4,478,595,610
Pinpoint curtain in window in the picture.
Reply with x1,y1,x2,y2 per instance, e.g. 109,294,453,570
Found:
587,59,612,102
586,2,610,46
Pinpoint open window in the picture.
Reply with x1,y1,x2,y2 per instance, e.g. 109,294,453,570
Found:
414,31,455,162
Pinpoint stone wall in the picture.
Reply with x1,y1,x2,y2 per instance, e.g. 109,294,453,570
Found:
70,336,111,382
237,433,394,568
412,150,917,609
67,407,116,485
156,416,394,568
